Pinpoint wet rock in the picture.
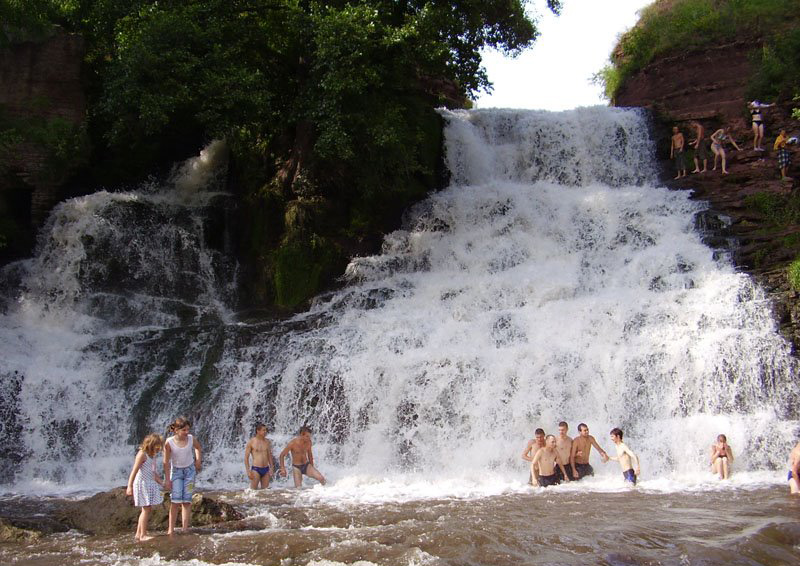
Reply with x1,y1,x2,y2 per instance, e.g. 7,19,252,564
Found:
0,518,42,542
56,487,243,535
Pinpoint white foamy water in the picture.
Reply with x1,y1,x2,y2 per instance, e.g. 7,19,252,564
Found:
0,109,797,500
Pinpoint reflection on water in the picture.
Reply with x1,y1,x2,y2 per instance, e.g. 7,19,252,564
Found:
2,484,800,566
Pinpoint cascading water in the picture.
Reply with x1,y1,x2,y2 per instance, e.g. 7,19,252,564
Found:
0,109,797,496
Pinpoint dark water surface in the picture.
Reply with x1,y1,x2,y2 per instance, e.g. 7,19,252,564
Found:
2,486,800,565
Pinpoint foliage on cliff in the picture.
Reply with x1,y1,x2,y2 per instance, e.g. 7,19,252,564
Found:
596,0,800,103
4,0,561,308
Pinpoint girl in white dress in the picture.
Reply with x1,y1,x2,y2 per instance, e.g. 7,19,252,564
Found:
126,433,164,541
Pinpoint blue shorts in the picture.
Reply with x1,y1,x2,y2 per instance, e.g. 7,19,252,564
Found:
623,469,637,485
251,465,270,478
789,471,794,481
171,465,196,503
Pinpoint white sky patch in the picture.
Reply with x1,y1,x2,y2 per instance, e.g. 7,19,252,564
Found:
476,0,653,110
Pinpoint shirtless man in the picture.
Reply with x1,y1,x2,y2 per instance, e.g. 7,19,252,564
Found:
570,423,609,480
244,423,274,489
788,440,800,495
670,125,687,179
279,425,326,487
609,428,640,486
554,422,574,482
690,121,709,174
522,428,547,485
532,435,570,487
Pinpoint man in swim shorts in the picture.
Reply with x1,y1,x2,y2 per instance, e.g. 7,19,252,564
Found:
788,440,800,495
609,428,640,486
554,422,575,482
522,428,547,485
670,126,687,179
570,423,609,480
532,434,570,487
279,425,326,487
244,423,274,489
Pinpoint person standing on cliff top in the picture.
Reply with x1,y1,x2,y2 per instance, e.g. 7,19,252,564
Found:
749,100,774,151
774,129,794,182
710,127,741,175
670,126,687,179
690,122,709,174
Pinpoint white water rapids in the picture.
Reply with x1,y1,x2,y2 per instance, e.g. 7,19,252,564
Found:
0,108,797,498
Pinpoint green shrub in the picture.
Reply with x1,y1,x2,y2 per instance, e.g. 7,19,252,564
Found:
603,0,800,100
788,257,800,291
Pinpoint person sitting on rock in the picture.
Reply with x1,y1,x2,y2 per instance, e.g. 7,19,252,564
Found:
710,128,741,175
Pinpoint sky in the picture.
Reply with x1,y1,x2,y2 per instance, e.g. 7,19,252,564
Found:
475,0,653,111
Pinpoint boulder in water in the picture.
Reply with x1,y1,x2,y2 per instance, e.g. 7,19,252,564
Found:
56,487,243,535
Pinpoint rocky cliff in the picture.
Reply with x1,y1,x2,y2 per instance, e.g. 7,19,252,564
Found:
615,42,800,352
0,28,87,262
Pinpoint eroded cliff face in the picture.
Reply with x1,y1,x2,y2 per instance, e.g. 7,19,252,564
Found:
615,42,800,352
615,42,755,126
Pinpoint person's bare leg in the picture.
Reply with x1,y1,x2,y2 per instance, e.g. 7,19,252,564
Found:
261,473,271,489
139,506,154,541
721,457,730,480
181,502,191,530
790,474,800,494
168,502,179,535
249,471,261,489
752,123,759,150
306,464,327,486
692,157,700,173
292,467,303,488
721,150,728,174
701,158,707,173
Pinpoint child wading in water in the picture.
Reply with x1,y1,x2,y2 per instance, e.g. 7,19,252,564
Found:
126,433,164,541
164,416,202,535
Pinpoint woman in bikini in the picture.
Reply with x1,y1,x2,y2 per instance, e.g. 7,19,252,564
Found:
710,128,741,175
748,100,773,151
710,434,734,480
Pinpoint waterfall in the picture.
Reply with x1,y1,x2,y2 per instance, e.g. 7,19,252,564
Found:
0,110,797,494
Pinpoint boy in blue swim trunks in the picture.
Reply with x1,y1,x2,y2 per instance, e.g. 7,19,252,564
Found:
244,423,275,489
609,428,640,486
789,441,800,495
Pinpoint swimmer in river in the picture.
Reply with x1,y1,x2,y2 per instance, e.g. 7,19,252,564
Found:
570,423,609,480
522,428,547,485
710,434,733,480
279,425,326,487
532,434,570,487
788,440,800,495
554,421,575,482
244,423,274,489
609,428,640,486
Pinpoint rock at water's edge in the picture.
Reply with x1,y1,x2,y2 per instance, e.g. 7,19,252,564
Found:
55,487,243,535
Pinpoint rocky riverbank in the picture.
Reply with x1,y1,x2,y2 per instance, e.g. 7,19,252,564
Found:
0,488,242,540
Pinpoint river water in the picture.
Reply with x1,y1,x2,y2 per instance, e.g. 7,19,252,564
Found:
1,108,799,564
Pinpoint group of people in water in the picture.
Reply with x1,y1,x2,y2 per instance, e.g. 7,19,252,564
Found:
521,422,640,487
669,100,796,180
126,417,325,541
125,416,800,543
